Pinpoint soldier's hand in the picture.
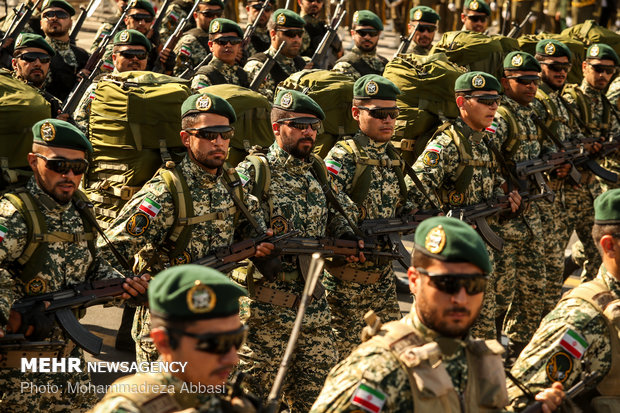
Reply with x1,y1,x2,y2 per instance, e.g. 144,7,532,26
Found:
160,48,171,65
555,162,571,179
535,381,564,412
508,190,521,213
584,140,603,154
77,68,91,80
304,61,314,70
121,274,150,300
56,112,71,122
345,239,366,263
6,309,22,334
256,229,275,257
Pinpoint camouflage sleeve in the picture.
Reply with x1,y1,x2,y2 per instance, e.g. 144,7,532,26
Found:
324,142,356,196
190,73,212,92
90,23,112,53
172,35,198,76
606,77,620,108
490,112,510,148
507,298,611,410
73,83,96,134
243,59,274,102
331,61,361,81
158,5,187,42
236,161,270,234
236,159,257,197
239,191,268,238
99,44,115,74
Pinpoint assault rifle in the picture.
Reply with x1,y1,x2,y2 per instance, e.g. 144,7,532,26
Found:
0,0,42,69
69,0,102,45
309,0,345,69
249,40,285,91
148,0,171,42
178,52,211,79
506,10,533,38
152,0,200,73
393,23,417,58
273,236,404,260
241,0,269,50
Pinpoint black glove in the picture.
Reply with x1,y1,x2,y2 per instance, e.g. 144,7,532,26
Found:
250,256,282,282
19,302,55,340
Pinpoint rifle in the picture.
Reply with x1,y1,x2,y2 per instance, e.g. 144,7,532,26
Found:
273,236,404,260
0,333,66,352
69,0,102,45
249,40,285,91
309,0,345,69
148,0,171,42
506,10,533,38
241,0,269,50
263,253,324,413
152,0,200,73
393,23,417,58
178,52,211,79
0,0,42,69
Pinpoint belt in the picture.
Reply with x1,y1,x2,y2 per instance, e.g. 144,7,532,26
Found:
253,285,304,309
327,265,382,285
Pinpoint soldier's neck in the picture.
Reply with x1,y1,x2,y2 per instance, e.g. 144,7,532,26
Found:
48,33,70,43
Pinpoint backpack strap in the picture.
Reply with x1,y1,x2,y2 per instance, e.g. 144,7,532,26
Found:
246,154,273,219
159,166,194,260
563,85,594,131
496,105,533,158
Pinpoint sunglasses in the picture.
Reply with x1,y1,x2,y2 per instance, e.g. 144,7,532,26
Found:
541,62,571,73
128,13,154,23
417,268,487,295
416,25,436,33
464,94,501,106
251,3,273,11
117,49,148,60
213,36,242,46
42,9,70,19
357,106,400,120
169,325,248,354
278,29,304,38
355,29,379,37
588,63,616,75
197,9,223,18
35,153,89,175
305,0,323,3
465,14,487,22
17,52,51,63
185,125,235,140
505,75,541,86
277,117,322,131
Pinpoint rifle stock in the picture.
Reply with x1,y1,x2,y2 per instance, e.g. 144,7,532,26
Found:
506,10,533,38
393,24,417,59
309,2,345,69
0,0,42,68
249,41,285,91
152,0,200,73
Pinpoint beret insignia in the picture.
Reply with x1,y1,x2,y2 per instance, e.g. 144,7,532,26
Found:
365,80,379,96
119,30,130,42
470,0,479,10
413,10,423,20
472,74,485,88
212,20,220,32
15,33,24,48
544,42,556,55
425,225,446,254
40,121,56,142
280,92,293,108
196,94,212,111
511,53,523,67
276,13,286,25
590,45,600,57
352,11,359,24
187,281,216,313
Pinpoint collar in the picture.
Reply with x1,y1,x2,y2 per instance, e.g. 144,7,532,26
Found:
501,94,532,111
45,36,70,50
179,155,221,188
268,142,314,174
354,131,389,151
581,79,604,98
211,57,239,70
27,176,73,212
599,265,620,298
351,46,377,58
455,117,487,143
405,307,468,357
269,46,295,65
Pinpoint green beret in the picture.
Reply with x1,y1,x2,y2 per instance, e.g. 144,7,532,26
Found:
149,264,247,321
113,29,152,52
594,189,620,224
272,8,305,29
463,0,491,15
353,74,401,100
535,39,572,60
200,0,224,6
127,0,155,16
414,216,492,274
454,71,500,92
32,119,93,154
586,43,619,65
41,0,75,16
503,51,541,71
409,6,440,23
182,92,237,122
273,89,325,120
209,18,243,37
14,33,55,56
352,10,383,31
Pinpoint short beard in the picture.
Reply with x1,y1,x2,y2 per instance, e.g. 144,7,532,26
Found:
542,73,562,91
357,42,376,53
189,147,225,171
417,302,479,338
283,138,314,159
34,174,75,205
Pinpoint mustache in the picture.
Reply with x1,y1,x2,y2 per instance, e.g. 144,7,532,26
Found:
444,307,470,315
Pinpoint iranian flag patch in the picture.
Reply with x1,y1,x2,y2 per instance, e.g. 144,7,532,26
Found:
101,60,114,72
0,224,7,242
238,172,250,186
139,198,161,218
169,11,179,22
351,383,386,413
180,45,192,57
426,143,443,154
486,121,498,133
559,329,588,359
325,159,342,176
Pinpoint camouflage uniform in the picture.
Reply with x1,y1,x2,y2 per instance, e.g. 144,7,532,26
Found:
411,44,432,55
507,266,619,411
90,17,126,52
191,57,250,91
331,47,388,80
245,26,270,58
0,178,121,412
99,156,265,363
158,1,194,42
607,76,620,110
233,142,358,412
172,28,210,76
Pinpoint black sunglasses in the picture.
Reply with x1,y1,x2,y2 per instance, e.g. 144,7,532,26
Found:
35,153,89,175
213,36,242,46
416,25,436,33
17,52,51,63
169,325,248,354
588,63,616,75
465,14,487,22
357,106,400,120
278,29,304,38
251,3,273,11
355,29,379,37
197,9,223,18
305,0,323,3
42,9,70,19
277,117,322,131
464,94,501,106
128,13,154,23
185,125,235,140
541,62,571,73
417,268,487,295
505,75,541,86
117,49,148,60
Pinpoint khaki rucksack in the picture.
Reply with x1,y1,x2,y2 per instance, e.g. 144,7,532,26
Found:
562,20,620,57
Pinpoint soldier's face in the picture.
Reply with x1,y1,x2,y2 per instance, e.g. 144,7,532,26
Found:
246,1,273,26
27,146,86,205
181,113,230,173
11,47,50,87
299,0,322,15
194,4,223,31
408,260,485,337
461,11,488,33
540,56,570,90
501,70,540,106
272,28,303,58
582,58,616,90
124,8,154,35
409,23,436,49
208,32,242,65
273,111,318,159
351,25,380,52
41,6,73,37
352,99,397,142
112,45,148,71
457,90,499,131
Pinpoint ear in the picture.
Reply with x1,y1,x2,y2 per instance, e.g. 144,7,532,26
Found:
582,60,588,71
208,40,214,52
350,29,355,37
272,122,280,135
351,106,360,121
500,76,509,90
27,153,38,172
180,130,191,148
600,235,616,257
455,95,466,108
11,58,17,71
150,327,172,353
407,266,419,296
270,29,277,41
460,13,466,23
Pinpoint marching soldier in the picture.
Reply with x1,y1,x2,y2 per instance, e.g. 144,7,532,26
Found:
310,216,565,413
298,0,342,66
90,0,128,52
332,11,387,80
191,18,250,90
461,0,491,32
244,0,276,58
158,0,198,42
408,5,440,55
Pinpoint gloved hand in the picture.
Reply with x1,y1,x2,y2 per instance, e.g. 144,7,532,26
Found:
19,302,54,340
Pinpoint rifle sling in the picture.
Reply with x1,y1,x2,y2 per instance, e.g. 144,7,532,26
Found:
482,136,522,190
220,175,262,234
400,157,441,212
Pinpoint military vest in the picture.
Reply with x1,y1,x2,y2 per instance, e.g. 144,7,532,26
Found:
246,52,306,85
495,105,539,158
195,61,250,88
564,84,610,137
185,27,210,51
335,52,387,76
536,84,566,130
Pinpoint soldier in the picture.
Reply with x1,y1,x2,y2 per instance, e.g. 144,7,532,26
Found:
607,75,620,110
191,18,250,91
39,0,90,102
244,9,309,101
158,0,196,43
90,0,128,52
322,75,413,357
172,0,225,76
0,0,44,37
244,0,276,58
298,0,343,66
332,11,388,80
508,188,620,412
310,216,565,413
234,89,361,411
0,119,148,412
98,93,271,363
408,5,440,56
461,0,490,32
89,265,258,413
571,0,600,25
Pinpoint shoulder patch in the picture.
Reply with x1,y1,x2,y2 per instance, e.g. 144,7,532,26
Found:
485,121,497,133
545,351,573,383
422,151,439,167
558,328,588,359
426,143,443,154
139,197,161,218
0,224,8,242
238,171,250,186
180,45,192,57
351,383,386,413
325,159,342,176
126,212,151,237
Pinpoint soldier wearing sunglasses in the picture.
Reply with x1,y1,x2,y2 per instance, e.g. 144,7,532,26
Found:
460,0,490,33
332,10,387,81
407,6,439,56
90,265,260,413
311,216,565,413
244,0,276,58
90,0,128,52
0,119,149,412
192,18,250,90
173,0,225,76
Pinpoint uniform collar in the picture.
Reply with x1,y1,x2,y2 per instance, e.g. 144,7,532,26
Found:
599,264,620,298
27,176,73,212
455,117,487,143
211,57,239,70
180,155,221,188
269,46,295,66
351,46,376,58
268,142,314,174
581,79,603,98
354,131,389,151
46,36,70,50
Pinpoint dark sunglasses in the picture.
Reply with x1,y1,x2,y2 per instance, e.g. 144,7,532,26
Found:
42,9,70,19
117,49,148,60
185,125,235,140
17,52,51,63
357,106,400,120
197,9,223,18
213,36,242,46
541,62,571,73
505,75,541,86
251,3,273,11
355,29,379,37
128,13,154,22
169,325,248,354
465,14,487,22
278,29,304,38
35,153,89,175
416,25,436,33
417,268,487,295
588,63,616,75
305,0,323,3
277,117,322,131
464,94,501,106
